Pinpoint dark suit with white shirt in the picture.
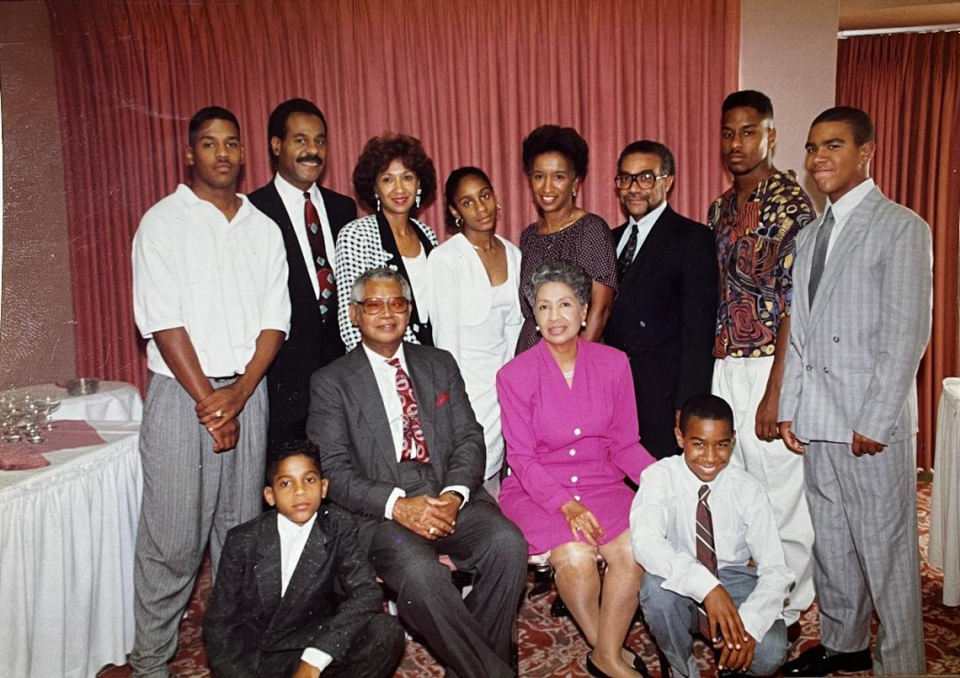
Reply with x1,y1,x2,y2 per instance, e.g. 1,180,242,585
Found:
604,205,718,459
249,181,357,447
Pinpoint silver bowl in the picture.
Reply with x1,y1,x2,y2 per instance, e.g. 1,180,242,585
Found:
67,378,100,396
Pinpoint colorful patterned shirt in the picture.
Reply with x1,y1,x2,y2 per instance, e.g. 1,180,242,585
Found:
709,171,814,359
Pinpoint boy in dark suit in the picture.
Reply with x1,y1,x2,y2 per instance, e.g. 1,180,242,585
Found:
203,440,404,678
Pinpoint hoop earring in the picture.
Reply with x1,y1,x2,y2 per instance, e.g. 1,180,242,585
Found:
415,187,422,209
375,195,381,212
455,215,463,228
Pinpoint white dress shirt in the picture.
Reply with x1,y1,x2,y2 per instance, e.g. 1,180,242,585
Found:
402,248,431,324
824,178,875,260
360,343,470,518
274,173,337,299
132,184,291,378
276,513,332,671
629,456,794,643
615,201,669,262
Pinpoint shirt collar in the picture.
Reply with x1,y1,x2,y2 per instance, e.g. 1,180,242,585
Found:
277,510,317,538
361,341,408,371
678,457,729,492
825,178,875,224
628,200,669,231
176,183,252,221
274,172,318,203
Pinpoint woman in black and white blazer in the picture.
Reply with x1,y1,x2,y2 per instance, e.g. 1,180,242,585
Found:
336,134,439,350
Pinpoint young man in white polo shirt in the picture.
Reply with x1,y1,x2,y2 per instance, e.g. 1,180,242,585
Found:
130,106,291,678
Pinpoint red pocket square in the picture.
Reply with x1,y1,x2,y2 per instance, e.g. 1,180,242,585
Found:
435,392,450,407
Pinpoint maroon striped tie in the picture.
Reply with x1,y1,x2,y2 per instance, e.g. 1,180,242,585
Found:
387,358,430,463
696,484,719,639
303,193,337,317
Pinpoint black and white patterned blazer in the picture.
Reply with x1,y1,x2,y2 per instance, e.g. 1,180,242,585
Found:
335,212,439,351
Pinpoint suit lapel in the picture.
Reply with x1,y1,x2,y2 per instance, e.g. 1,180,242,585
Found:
344,348,402,477
404,345,438,450
271,516,329,623
628,207,673,283
807,188,882,329
254,513,283,620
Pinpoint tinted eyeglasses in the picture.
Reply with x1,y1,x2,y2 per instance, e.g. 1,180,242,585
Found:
614,170,669,190
355,296,410,315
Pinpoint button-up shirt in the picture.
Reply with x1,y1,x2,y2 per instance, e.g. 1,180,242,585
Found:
824,178,875,260
615,201,669,263
273,173,337,299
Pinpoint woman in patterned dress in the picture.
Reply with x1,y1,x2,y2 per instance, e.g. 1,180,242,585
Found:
336,134,438,351
498,261,654,678
514,125,618,354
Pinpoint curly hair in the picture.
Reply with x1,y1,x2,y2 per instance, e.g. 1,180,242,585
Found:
352,134,437,212
523,260,592,308
521,125,589,178
443,166,493,230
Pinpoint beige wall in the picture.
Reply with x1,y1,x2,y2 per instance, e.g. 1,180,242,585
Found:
739,0,841,211
0,0,76,388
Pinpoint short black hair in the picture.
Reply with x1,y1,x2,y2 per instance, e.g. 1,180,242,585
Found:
265,439,323,487
679,394,735,435
352,133,437,211
188,106,240,146
617,140,676,177
444,166,493,230
722,90,774,120
521,124,589,178
267,98,327,167
811,106,875,145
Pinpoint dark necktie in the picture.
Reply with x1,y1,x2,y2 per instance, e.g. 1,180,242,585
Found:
303,192,336,316
696,484,719,639
387,358,430,463
807,207,835,305
616,224,639,283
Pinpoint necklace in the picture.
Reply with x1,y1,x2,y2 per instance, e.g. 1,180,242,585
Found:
562,369,575,379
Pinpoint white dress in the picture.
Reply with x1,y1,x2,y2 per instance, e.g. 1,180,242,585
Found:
428,233,523,479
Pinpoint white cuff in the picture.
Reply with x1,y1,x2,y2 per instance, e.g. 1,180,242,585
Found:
301,647,333,671
441,485,470,508
385,487,407,519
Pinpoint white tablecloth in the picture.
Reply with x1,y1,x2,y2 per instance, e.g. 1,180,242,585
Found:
3,381,143,423
930,377,960,607
0,421,142,677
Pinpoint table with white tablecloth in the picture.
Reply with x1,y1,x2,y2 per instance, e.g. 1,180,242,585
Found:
0,421,142,678
931,377,960,607
3,381,143,423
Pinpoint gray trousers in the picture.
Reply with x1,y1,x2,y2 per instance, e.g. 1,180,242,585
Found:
130,373,268,678
639,567,788,678
368,461,528,678
804,438,925,675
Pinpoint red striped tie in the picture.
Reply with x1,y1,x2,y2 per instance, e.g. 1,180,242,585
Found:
303,193,337,317
387,358,430,463
696,484,719,639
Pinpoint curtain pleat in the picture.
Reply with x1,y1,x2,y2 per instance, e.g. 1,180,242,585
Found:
46,0,739,392
837,32,960,470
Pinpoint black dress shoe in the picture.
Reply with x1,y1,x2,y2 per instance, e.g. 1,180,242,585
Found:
622,647,650,676
586,652,612,678
781,645,872,677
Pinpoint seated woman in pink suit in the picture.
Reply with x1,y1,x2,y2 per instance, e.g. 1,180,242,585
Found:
497,260,655,678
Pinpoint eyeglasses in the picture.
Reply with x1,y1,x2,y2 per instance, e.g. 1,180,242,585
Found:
355,296,410,315
614,170,669,190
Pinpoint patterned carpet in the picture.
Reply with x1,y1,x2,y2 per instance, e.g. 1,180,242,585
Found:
100,482,960,677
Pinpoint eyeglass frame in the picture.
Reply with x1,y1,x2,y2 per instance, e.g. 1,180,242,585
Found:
614,170,670,190
353,296,411,315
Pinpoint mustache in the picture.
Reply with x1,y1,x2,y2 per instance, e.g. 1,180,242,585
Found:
297,154,323,164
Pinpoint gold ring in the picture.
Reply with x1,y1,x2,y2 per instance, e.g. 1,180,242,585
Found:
215,409,223,418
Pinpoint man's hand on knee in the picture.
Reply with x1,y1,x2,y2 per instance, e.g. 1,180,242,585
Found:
393,495,456,540
703,585,750,660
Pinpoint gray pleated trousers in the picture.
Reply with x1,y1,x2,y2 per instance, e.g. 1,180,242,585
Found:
130,373,267,678
804,438,925,675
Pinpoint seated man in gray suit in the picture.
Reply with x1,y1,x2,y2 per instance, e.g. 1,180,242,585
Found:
307,266,528,678
779,107,931,677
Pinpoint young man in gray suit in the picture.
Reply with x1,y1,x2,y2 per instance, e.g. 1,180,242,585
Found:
779,107,932,676
306,267,528,678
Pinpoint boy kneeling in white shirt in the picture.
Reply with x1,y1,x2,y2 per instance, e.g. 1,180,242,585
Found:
630,394,793,678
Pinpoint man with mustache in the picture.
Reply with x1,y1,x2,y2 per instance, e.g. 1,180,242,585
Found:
250,99,358,450
604,140,718,459
130,106,290,677
708,90,815,639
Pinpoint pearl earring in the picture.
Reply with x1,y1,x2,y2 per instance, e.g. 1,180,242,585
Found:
572,188,578,199
581,319,587,327
535,325,541,333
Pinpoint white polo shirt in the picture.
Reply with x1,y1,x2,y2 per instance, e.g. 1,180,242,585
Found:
132,184,291,378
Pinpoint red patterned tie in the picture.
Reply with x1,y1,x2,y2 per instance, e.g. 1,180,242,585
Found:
387,358,430,463
303,192,337,316
696,484,719,639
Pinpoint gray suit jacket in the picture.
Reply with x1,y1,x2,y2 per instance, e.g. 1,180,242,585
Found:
306,342,487,550
779,186,933,445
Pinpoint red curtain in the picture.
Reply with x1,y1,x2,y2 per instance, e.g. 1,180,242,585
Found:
46,0,739,393
837,32,960,470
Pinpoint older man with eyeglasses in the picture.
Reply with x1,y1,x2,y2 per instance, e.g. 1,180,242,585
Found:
305,266,527,678
603,140,718,460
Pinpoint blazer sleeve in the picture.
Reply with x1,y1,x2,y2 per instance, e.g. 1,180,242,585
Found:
307,368,398,517
308,512,387,659
676,224,719,405
335,221,369,352
854,215,933,443
427,249,463,363
203,530,258,677
434,351,486,491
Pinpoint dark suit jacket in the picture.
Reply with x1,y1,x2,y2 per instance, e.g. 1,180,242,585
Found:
603,205,718,415
249,181,358,426
306,343,487,552
203,506,383,678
